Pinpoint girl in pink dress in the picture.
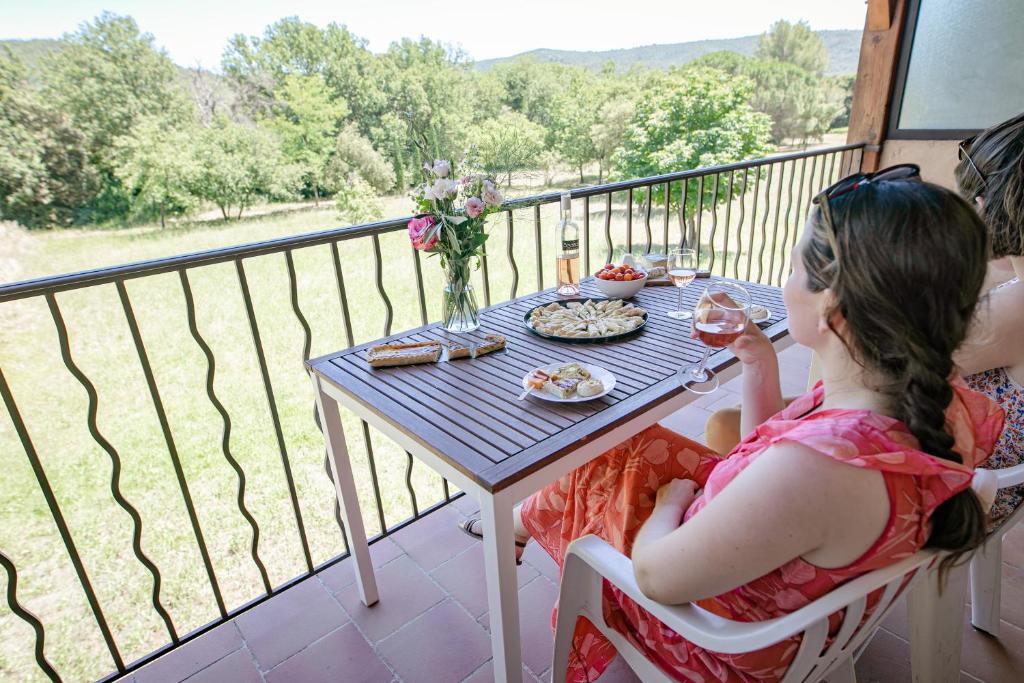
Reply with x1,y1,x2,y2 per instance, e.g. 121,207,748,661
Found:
463,176,1003,681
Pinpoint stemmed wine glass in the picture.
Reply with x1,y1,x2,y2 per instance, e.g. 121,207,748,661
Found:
678,282,751,394
666,248,697,319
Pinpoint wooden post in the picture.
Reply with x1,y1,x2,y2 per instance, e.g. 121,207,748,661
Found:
847,0,909,171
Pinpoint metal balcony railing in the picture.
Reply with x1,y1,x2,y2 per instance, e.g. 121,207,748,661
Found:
0,142,863,682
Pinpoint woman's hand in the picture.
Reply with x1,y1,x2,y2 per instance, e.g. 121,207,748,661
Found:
728,320,777,366
655,479,698,512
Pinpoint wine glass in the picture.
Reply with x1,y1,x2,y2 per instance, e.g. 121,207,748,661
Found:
678,282,751,394
666,248,698,319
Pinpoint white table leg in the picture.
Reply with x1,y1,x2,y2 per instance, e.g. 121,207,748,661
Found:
313,376,379,606
480,490,523,683
908,561,967,683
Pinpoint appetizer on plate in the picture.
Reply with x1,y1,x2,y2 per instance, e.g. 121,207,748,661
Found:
528,299,646,339
542,363,604,399
750,304,770,322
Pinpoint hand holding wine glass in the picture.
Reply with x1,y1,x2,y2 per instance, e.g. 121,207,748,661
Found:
679,282,750,394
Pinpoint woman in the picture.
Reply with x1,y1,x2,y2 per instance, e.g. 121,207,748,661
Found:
955,111,1024,526
461,174,1003,682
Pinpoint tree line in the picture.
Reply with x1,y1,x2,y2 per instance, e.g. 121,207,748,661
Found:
0,14,851,229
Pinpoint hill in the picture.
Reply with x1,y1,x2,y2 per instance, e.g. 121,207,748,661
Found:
0,38,62,69
476,29,862,76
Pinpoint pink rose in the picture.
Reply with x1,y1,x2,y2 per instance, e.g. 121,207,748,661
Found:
465,197,484,218
408,215,438,251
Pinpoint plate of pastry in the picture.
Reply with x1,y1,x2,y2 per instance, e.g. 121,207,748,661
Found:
749,304,771,324
521,362,615,402
524,298,647,343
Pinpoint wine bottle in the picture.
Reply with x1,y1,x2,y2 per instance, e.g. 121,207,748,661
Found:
556,192,580,296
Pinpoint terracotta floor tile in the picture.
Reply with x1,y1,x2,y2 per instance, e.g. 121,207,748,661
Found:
598,654,645,682
431,543,539,618
392,506,476,571
855,629,913,683
183,648,262,683
336,554,445,642
234,577,349,671
460,660,538,682
318,538,405,593
959,613,1024,683
264,623,392,683
451,494,481,518
521,542,561,585
135,622,243,683
1003,523,1024,569
659,405,712,439
378,600,491,683
479,576,560,676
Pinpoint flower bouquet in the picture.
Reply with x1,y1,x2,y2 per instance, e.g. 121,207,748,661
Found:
408,159,503,333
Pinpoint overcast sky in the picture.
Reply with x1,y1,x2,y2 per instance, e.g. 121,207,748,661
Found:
1,0,868,69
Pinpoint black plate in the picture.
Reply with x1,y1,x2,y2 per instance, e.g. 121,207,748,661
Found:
522,298,648,344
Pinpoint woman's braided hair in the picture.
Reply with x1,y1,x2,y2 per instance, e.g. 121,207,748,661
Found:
802,180,989,564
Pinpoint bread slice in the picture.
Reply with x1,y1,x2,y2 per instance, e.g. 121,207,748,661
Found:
544,377,580,399
445,341,471,360
367,341,441,368
474,334,506,358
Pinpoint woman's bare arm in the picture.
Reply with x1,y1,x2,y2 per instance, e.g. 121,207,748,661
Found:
956,281,1024,376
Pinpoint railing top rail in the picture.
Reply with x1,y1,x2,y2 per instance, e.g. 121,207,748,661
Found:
0,143,863,303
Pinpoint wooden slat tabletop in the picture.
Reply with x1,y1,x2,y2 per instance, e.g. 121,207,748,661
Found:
308,277,789,492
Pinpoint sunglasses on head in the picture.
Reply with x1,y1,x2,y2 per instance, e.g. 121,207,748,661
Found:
811,164,922,262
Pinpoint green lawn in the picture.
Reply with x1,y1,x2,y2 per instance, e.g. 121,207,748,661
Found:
0,152,845,681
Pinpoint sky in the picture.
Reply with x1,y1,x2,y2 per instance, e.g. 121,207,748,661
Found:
1,0,868,69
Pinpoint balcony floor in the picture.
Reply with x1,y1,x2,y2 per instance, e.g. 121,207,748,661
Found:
131,347,1024,683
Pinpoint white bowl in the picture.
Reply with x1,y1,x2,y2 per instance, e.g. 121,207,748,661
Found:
592,274,646,298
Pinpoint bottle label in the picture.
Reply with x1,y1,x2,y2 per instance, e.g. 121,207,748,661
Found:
561,239,579,251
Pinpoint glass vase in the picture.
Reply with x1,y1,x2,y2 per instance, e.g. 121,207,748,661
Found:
442,261,480,333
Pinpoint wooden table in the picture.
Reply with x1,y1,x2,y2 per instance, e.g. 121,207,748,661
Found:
309,277,791,683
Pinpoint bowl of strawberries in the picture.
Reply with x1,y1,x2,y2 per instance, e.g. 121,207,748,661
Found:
593,263,647,298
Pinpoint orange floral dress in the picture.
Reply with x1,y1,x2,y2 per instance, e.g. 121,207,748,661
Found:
520,382,1003,682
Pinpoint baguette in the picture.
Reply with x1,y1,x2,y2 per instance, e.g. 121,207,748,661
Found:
474,334,506,357
445,341,471,360
367,341,441,368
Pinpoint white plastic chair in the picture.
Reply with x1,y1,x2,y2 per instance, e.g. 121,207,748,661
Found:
969,462,1024,635
551,535,937,683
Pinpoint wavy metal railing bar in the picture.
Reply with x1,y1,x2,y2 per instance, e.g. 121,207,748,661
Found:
745,166,762,282
179,270,272,594
405,452,419,517
720,172,735,277
603,194,613,264
505,211,519,300
1,549,60,682
330,243,356,348
695,176,705,264
755,164,773,283
827,151,838,188
328,242,355,542
733,172,746,280
643,185,653,254
46,293,178,640
0,144,866,305
442,477,452,502
777,159,797,287
370,235,394,337
788,155,811,276
626,188,633,254
662,182,671,254
679,178,689,250
116,280,228,618
410,247,428,326
582,196,591,275
0,367,124,672
767,161,786,284
234,261,313,574
533,205,543,291
479,239,492,308
361,421,388,532
817,150,829,195
706,174,720,273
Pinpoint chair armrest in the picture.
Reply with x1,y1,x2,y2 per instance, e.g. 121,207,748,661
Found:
991,463,1024,489
564,535,936,654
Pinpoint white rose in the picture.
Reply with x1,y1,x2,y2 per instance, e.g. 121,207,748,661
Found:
434,160,452,178
422,182,439,201
482,186,503,206
431,178,458,199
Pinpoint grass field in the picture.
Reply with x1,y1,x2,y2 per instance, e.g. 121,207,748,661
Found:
0,150,849,681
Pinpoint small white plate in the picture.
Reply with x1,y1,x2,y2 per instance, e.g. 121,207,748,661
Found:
750,306,771,324
522,363,616,402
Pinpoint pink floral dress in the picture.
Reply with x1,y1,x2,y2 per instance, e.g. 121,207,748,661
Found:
520,382,1003,683
966,366,1024,525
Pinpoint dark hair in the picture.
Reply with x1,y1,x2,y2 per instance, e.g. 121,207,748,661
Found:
955,113,1024,257
803,180,989,563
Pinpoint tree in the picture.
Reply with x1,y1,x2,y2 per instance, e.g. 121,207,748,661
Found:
326,123,395,194
756,20,828,76
612,67,772,244
590,98,634,183
114,117,198,227
40,13,194,221
0,49,99,228
189,118,299,219
469,111,546,187
548,70,601,182
264,73,348,205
